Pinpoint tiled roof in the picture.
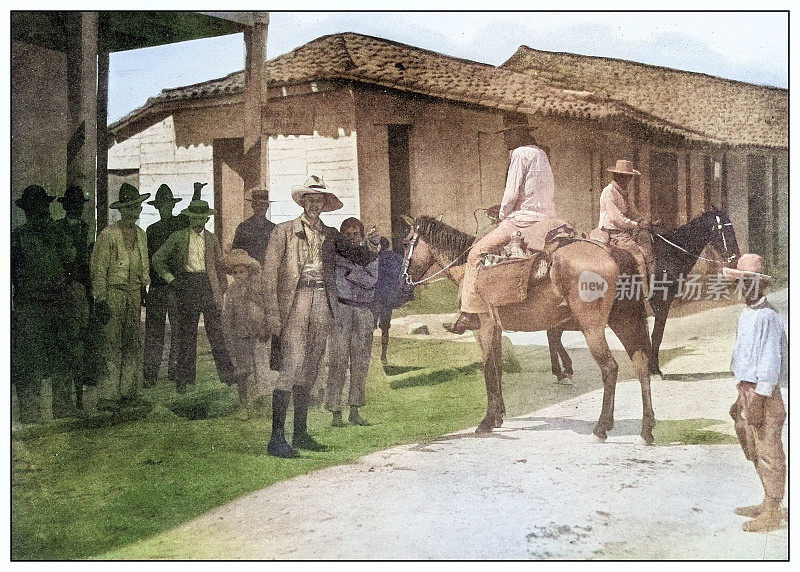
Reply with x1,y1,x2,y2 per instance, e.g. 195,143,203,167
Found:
501,46,787,149
111,33,779,147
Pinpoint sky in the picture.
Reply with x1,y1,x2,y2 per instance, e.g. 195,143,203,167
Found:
108,10,789,123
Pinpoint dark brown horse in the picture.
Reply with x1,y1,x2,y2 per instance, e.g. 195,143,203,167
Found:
546,207,740,381
402,216,655,443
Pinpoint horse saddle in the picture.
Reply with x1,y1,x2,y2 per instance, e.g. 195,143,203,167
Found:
475,221,578,307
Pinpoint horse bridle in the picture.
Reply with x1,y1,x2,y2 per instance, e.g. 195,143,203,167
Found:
401,225,473,287
652,214,737,265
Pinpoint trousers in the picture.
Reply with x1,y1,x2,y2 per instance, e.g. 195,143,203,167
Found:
731,382,786,500
173,273,235,387
101,286,143,400
325,302,374,411
277,287,332,392
143,283,180,383
461,219,522,313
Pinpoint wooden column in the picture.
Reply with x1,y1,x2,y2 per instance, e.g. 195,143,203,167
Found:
763,153,774,267
637,146,651,219
96,49,109,233
66,12,98,234
688,150,706,218
243,12,269,187
676,149,689,225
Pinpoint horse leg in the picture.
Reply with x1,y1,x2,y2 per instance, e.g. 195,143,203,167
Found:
493,320,505,427
475,314,502,434
546,328,565,381
583,327,618,441
609,308,656,445
557,336,574,380
648,301,671,376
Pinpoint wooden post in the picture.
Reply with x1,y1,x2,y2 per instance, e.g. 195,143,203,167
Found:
676,149,688,225
66,12,99,236
96,49,109,233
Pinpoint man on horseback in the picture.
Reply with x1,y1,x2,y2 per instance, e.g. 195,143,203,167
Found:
446,124,555,334
593,159,653,301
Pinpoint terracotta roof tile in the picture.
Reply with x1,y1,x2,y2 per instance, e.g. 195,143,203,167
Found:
501,46,787,149
112,32,767,147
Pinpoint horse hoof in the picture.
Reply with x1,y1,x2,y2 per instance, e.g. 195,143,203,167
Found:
475,421,494,434
554,376,573,386
494,417,504,428
592,433,607,443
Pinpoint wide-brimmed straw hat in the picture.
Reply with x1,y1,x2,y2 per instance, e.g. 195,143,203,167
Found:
722,253,773,283
223,248,261,274
181,199,216,219
607,159,641,176
16,184,56,210
246,188,272,203
110,183,150,209
147,184,182,207
290,175,344,212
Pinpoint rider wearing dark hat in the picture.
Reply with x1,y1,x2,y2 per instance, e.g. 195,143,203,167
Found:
142,183,190,387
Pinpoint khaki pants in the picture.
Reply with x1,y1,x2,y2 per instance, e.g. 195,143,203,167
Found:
461,219,520,313
731,382,786,500
277,287,333,392
101,287,143,401
325,303,374,411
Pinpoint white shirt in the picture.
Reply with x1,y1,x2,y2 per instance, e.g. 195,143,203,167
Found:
598,181,637,231
186,230,206,272
499,145,556,224
730,298,788,396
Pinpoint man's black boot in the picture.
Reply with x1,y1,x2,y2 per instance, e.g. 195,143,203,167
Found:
292,385,328,451
267,390,298,458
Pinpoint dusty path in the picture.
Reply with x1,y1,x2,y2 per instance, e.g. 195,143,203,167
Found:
106,377,788,560
103,290,788,560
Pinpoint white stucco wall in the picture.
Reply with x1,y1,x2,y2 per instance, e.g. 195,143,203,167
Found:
267,129,361,230
108,117,214,230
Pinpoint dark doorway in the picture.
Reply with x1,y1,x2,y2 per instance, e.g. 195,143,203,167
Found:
650,150,679,229
747,154,767,258
388,124,411,251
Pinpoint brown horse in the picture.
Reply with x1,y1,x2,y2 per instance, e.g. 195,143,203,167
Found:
402,216,655,443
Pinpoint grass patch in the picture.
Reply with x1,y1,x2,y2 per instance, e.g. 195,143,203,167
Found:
12,333,731,560
653,418,739,446
393,279,460,317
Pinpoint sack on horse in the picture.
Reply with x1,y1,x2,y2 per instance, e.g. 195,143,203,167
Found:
475,219,578,307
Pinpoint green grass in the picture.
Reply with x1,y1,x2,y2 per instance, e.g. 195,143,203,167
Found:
393,279,460,316
11,333,736,560
653,418,739,446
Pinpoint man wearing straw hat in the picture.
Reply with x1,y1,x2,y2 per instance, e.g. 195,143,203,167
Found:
595,159,653,299
262,175,380,457
91,182,151,409
724,254,787,532
142,183,190,388
447,123,555,335
152,189,242,393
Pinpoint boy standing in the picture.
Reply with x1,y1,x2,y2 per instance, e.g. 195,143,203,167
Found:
725,254,787,532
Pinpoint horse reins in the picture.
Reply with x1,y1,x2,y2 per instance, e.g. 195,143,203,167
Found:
652,215,736,265
402,227,474,287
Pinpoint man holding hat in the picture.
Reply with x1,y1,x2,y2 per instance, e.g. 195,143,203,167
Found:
12,185,79,421
90,182,151,408
448,123,555,335
142,183,190,387
595,159,653,299
152,188,241,393
725,254,787,532
262,175,380,457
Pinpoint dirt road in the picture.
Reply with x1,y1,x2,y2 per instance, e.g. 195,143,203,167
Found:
103,291,788,560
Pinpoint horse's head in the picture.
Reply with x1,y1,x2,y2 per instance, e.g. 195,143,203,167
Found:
400,216,437,286
704,206,740,266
